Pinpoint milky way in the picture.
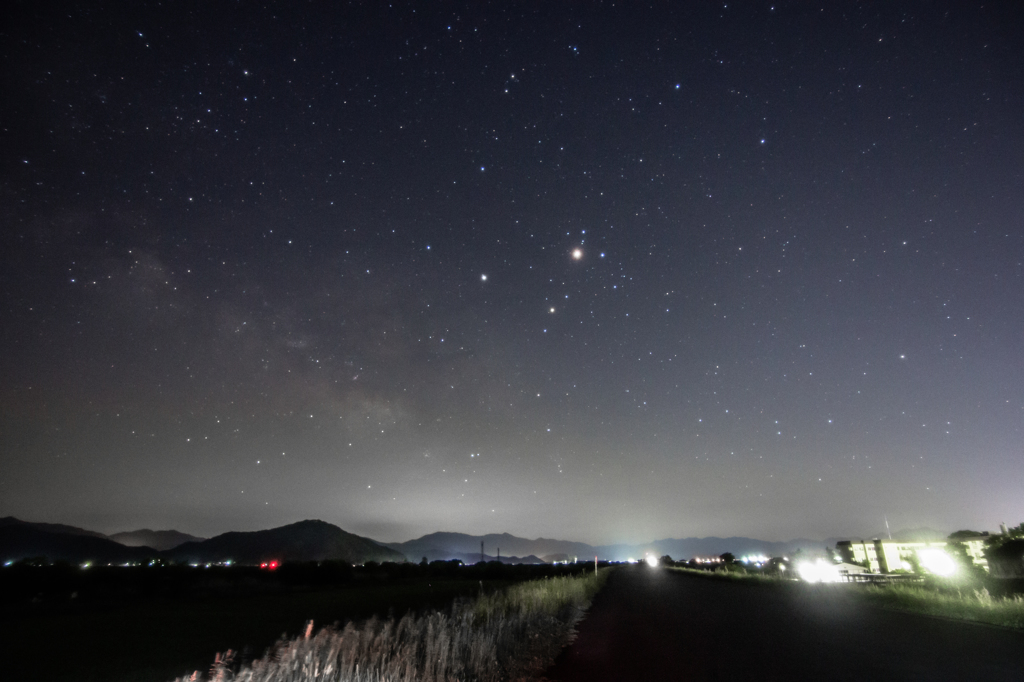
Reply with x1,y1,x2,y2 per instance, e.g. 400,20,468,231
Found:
1,2,1022,544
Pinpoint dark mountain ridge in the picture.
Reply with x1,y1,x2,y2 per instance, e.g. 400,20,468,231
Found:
0,524,156,564
166,520,406,565
3,516,944,567
109,529,205,551
0,516,109,540
0,518,405,565
389,531,832,563
386,532,595,562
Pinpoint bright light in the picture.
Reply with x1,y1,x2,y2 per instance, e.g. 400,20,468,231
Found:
918,548,956,577
797,559,841,583
645,554,659,568
571,248,583,260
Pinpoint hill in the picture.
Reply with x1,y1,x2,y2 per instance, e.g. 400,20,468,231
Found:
109,529,205,551
389,531,827,563
165,520,406,565
0,516,110,540
386,532,595,563
0,525,156,564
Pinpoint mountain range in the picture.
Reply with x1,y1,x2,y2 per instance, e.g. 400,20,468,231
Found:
0,515,953,566
0,517,403,565
383,530,832,563
109,529,206,551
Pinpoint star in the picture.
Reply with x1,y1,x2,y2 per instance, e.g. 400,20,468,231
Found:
571,248,583,260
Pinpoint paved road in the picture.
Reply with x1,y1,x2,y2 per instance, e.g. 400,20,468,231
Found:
543,566,1024,681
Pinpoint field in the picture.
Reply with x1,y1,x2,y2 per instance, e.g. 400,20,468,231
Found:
0,561,599,682
184,567,608,682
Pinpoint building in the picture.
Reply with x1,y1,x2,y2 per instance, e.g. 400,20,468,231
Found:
835,538,988,574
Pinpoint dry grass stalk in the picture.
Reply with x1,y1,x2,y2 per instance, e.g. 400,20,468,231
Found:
174,570,608,682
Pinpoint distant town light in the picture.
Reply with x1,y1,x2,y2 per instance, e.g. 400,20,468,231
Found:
645,554,659,568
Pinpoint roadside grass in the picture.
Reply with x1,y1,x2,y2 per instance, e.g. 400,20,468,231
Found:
669,565,1024,631
667,565,780,583
857,581,1024,631
177,569,609,682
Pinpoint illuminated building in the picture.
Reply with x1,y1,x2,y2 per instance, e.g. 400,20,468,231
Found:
835,538,988,574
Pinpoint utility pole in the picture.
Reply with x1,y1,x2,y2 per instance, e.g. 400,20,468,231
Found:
480,540,484,563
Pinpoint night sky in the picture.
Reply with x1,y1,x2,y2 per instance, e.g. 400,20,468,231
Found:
2,2,1022,546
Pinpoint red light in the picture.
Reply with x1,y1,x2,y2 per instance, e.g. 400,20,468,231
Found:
268,561,279,570
260,562,268,569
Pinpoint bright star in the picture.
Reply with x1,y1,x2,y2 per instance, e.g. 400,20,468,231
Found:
572,248,583,260
481,274,487,281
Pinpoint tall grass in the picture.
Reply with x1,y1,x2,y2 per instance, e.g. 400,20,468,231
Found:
667,565,780,583
173,570,608,682
858,582,1024,631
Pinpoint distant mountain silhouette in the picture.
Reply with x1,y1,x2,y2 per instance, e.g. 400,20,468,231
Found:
6,514,936,567
825,527,949,544
165,520,406,564
415,551,546,565
388,531,828,562
0,524,156,564
386,532,595,562
0,516,110,540
109,529,205,551
1,518,404,565
629,537,831,561
542,553,572,563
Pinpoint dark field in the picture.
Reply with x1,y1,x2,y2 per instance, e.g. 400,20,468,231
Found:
1,561,591,682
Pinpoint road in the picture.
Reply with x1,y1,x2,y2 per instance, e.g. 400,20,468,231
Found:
543,565,1024,681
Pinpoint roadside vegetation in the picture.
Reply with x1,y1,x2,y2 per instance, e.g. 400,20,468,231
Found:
666,560,1024,631
857,579,1024,631
175,568,608,682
